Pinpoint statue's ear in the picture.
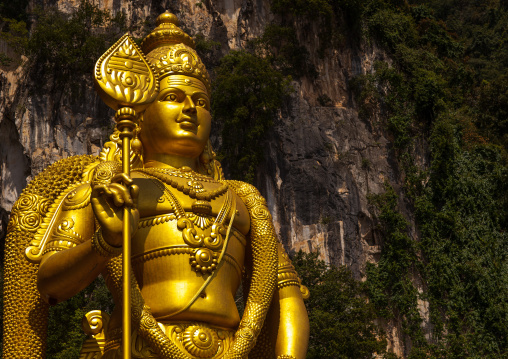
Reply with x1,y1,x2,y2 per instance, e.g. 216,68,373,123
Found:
94,33,159,112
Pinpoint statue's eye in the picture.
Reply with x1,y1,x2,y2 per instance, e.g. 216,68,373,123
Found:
165,94,178,102
197,99,207,107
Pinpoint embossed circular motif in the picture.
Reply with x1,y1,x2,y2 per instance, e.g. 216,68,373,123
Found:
39,198,52,213
60,218,75,230
182,325,219,358
190,248,218,274
251,206,271,220
20,212,42,232
95,167,114,182
237,326,255,340
16,194,38,211
140,314,158,329
121,73,137,87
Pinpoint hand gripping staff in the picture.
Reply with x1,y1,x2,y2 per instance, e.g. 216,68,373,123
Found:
94,34,160,359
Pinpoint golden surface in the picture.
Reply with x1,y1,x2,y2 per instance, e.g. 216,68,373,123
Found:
3,155,98,358
3,11,309,359
95,35,159,112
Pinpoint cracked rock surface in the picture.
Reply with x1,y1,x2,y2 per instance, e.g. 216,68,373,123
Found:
0,0,412,275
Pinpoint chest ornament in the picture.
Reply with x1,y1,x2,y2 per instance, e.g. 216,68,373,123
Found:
137,167,228,215
135,168,235,275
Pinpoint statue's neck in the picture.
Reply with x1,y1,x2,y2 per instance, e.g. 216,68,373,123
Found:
143,153,200,171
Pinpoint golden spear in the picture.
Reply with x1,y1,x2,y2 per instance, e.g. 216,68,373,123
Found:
94,34,159,359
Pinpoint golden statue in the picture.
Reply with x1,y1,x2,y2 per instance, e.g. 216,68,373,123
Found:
3,12,309,359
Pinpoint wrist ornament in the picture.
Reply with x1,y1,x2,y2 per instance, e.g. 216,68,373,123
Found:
91,228,122,257
277,356,297,359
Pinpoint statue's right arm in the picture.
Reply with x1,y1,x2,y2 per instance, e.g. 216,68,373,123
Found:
37,183,106,304
37,174,139,304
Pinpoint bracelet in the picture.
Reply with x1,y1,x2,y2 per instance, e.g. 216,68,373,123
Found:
277,279,301,290
277,355,296,359
91,228,122,257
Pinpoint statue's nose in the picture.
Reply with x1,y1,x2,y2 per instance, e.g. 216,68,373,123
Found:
183,96,197,114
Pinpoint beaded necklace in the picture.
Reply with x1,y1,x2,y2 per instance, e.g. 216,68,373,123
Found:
136,167,228,215
135,168,235,275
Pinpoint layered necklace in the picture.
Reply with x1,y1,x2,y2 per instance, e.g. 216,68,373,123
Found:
137,166,228,216
135,166,235,275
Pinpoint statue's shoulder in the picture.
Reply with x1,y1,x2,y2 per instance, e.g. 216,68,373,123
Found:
8,154,100,263
3,154,100,358
223,180,269,222
223,180,264,199
10,154,99,229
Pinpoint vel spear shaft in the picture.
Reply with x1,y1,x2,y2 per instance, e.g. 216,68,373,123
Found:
115,107,137,359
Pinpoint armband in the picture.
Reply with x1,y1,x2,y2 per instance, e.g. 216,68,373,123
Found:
91,228,122,257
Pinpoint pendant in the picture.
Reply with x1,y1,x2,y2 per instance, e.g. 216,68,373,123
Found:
192,199,212,215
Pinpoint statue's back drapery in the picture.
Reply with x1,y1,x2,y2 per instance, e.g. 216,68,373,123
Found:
3,11,309,359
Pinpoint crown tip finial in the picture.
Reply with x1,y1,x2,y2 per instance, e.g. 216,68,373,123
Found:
157,11,179,26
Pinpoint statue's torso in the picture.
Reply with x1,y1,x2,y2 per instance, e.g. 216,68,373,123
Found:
107,170,250,331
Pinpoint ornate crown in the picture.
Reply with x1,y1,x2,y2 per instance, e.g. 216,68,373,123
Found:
140,11,211,94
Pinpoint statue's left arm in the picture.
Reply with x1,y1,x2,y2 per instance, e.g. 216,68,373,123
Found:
274,242,310,359
226,180,309,359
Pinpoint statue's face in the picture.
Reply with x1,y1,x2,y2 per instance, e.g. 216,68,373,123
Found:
140,75,211,159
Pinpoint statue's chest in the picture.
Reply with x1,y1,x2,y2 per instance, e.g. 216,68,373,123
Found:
130,172,249,276
132,173,245,223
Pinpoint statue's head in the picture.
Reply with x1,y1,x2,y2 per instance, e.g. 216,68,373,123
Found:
138,12,212,161
97,12,223,178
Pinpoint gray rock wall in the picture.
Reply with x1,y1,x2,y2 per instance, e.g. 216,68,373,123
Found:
0,0,409,291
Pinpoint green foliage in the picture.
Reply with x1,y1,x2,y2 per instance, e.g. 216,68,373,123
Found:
365,185,425,346
0,0,29,21
27,1,125,81
0,17,28,65
0,17,29,54
194,33,222,69
0,52,11,66
477,74,508,149
269,0,365,56
46,276,113,359
250,24,317,78
415,116,508,358
292,251,389,359
417,0,508,81
350,72,381,122
212,50,292,182
350,0,508,357
270,0,334,18
369,10,419,50
270,0,366,26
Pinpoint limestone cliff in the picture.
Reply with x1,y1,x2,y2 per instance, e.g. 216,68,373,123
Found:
0,0,418,355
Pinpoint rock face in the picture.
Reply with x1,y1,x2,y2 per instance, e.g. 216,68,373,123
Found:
0,0,415,355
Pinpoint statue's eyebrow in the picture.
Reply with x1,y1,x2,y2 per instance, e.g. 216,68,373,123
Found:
191,90,209,98
160,86,184,93
157,87,184,99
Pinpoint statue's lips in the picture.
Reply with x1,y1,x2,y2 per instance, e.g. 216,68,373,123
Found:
179,121,198,134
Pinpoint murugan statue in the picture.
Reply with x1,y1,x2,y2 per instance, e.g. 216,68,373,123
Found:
3,12,309,359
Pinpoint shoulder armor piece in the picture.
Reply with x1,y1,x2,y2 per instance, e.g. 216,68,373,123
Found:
25,181,92,263
224,180,269,210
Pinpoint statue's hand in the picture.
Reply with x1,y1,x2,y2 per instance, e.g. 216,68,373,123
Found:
91,173,140,246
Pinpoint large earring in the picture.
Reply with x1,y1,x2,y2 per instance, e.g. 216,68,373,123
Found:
199,140,224,180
